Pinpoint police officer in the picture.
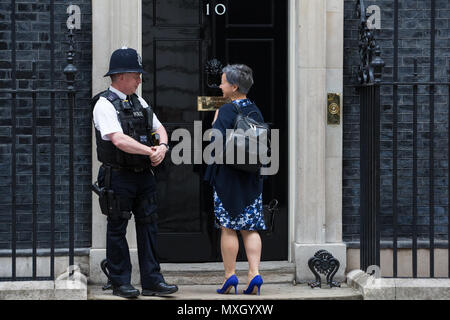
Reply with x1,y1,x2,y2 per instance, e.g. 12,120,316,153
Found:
93,47,177,298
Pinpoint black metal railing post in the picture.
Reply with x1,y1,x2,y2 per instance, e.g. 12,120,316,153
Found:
447,59,450,278
412,58,418,278
10,0,17,282
428,0,436,278
360,83,382,271
63,28,77,274
392,0,399,278
373,48,383,270
357,0,384,271
32,60,38,279
50,0,56,281
448,60,450,278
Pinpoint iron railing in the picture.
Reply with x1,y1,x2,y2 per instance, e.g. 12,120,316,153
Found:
0,0,78,281
356,0,450,278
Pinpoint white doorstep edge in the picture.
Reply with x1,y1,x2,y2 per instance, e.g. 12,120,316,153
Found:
346,269,450,300
0,266,87,300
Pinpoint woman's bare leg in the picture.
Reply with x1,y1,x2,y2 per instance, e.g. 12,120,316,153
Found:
240,230,262,285
220,227,239,281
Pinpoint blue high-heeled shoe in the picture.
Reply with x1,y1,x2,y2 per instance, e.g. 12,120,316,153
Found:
243,275,263,295
216,275,239,294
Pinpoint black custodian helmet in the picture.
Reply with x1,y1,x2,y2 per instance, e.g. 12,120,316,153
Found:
104,46,147,77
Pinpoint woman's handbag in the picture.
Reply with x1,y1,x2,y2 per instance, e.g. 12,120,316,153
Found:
262,199,279,235
224,102,270,173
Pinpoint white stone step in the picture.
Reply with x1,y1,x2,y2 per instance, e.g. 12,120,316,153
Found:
90,250,295,286
160,261,295,285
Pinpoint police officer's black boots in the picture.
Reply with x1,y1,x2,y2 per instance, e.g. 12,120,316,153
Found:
141,281,178,296
112,284,140,298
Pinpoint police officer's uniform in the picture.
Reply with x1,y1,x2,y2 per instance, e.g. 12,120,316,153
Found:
92,47,177,298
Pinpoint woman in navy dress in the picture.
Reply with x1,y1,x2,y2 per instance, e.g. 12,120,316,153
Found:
204,64,265,295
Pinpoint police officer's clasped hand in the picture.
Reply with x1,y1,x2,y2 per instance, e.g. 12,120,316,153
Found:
149,145,167,166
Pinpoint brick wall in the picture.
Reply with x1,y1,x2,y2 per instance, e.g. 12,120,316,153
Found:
343,0,449,244
0,0,92,250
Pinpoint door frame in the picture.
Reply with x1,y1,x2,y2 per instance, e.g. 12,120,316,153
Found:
288,0,296,262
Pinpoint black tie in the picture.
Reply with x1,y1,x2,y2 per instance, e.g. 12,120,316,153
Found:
127,95,133,106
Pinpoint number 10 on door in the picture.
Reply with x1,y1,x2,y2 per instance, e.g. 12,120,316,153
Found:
206,3,226,16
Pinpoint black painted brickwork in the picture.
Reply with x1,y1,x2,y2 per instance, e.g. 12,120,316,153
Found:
0,0,92,250
343,0,450,244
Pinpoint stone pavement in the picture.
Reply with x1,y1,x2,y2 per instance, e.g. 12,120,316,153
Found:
88,283,362,300
88,261,361,300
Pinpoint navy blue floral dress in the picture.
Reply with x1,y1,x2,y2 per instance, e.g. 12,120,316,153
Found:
211,99,267,231
213,187,266,231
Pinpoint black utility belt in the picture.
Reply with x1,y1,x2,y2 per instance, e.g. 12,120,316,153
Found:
102,164,153,173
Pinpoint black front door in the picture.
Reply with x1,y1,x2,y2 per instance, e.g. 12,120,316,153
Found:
142,0,288,262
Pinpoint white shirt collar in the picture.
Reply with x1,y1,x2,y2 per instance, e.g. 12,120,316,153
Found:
109,85,127,100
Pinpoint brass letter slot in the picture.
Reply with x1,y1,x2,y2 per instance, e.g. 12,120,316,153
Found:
197,96,231,112
327,93,341,125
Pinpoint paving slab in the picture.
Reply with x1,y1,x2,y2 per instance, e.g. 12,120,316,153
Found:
88,283,362,300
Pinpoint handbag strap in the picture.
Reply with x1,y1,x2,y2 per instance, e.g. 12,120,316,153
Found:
231,101,243,115
232,100,261,121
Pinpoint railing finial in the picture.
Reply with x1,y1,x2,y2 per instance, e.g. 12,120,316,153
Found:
356,0,384,85
63,27,77,91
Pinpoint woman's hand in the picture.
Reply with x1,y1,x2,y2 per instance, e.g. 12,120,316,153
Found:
212,109,219,125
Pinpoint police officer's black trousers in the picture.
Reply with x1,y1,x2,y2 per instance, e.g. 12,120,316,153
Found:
98,166,164,288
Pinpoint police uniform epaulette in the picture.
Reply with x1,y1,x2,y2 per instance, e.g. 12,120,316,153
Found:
105,91,120,102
